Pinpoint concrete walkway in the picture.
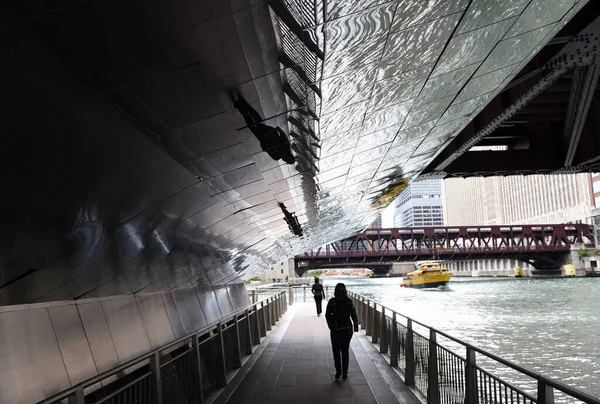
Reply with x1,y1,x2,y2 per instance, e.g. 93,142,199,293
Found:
221,302,414,404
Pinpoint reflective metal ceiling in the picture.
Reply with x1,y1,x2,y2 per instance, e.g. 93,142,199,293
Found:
0,0,586,304
300,0,587,244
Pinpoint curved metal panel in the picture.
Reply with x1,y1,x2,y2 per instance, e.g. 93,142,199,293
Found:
161,292,186,339
76,302,120,378
100,298,152,363
0,309,70,403
48,304,99,385
0,0,588,306
195,287,222,325
214,286,235,316
172,290,196,335
136,294,177,349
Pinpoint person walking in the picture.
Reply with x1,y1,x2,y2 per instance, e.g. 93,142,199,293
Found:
311,277,325,316
325,283,358,380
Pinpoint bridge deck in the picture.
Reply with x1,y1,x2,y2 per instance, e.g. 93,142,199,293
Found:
221,302,418,404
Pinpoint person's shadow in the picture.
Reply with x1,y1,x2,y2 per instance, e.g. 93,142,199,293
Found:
232,92,296,164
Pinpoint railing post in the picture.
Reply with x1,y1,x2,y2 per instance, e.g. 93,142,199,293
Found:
380,306,387,354
278,293,283,318
465,346,479,404
259,302,267,337
365,299,371,335
537,377,555,404
405,318,415,386
361,297,366,330
245,309,253,354
149,351,164,404
303,286,307,302
357,296,363,327
217,323,227,387
427,330,440,404
67,388,84,404
233,315,242,369
278,294,283,318
390,312,398,367
372,303,379,343
254,304,263,340
289,287,294,305
266,298,273,330
252,290,256,303
270,296,276,326
193,336,205,404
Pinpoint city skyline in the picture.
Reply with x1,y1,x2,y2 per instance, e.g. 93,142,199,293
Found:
381,173,598,228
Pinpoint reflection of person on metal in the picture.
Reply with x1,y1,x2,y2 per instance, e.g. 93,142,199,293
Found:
278,202,303,237
233,95,295,164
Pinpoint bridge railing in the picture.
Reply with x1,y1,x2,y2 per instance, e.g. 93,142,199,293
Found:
346,290,599,404
287,287,598,404
296,245,576,258
37,291,288,404
295,224,594,259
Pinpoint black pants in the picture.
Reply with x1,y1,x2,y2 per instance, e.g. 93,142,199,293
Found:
330,330,353,373
314,296,323,315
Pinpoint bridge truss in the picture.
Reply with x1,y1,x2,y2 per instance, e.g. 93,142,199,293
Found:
295,224,594,273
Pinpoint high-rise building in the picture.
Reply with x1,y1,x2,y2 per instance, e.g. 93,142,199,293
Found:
591,173,600,209
371,214,382,228
444,174,594,225
394,180,444,227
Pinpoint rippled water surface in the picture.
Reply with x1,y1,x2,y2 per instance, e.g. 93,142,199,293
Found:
321,276,600,397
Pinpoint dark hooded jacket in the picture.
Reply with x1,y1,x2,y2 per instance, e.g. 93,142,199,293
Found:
325,283,358,332
311,278,325,298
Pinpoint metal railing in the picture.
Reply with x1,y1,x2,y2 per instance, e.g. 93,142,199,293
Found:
38,292,288,404
346,291,600,404
249,284,333,307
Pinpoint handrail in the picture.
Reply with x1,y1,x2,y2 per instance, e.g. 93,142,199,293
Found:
39,291,286,404
346,290,600,404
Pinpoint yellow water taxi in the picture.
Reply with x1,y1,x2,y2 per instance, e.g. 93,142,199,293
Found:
400,263,453,289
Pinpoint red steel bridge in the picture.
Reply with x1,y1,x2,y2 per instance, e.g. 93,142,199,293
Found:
295,224,594,275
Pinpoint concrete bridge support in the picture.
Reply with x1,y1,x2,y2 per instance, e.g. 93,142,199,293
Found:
446,259,535,277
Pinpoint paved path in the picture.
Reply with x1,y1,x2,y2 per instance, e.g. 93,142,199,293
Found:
222,302,407,404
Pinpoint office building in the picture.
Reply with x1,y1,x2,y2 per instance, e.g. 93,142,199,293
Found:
394,180,444,227
444,174,594,225
370,214,382,228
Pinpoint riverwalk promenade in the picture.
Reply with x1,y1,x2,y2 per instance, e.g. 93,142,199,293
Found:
216,302,421,404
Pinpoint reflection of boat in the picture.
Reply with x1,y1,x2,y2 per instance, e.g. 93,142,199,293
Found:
400,263,453,288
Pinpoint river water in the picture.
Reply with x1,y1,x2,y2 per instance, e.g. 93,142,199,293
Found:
320,276,600,398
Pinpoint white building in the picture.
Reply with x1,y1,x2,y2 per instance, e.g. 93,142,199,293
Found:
444,174,594,225
260,258,296,283
394,180,444,227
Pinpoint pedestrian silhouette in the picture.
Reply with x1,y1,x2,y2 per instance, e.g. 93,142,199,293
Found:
311,277,325,316
232,94,295,164
325,283,358,380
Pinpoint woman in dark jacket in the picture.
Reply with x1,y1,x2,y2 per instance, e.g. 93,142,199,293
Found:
311,277,325,316
325,283,358,379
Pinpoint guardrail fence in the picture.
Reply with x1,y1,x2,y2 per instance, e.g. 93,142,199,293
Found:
39,292,288,404
282,284,599,403
346,290,599,404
